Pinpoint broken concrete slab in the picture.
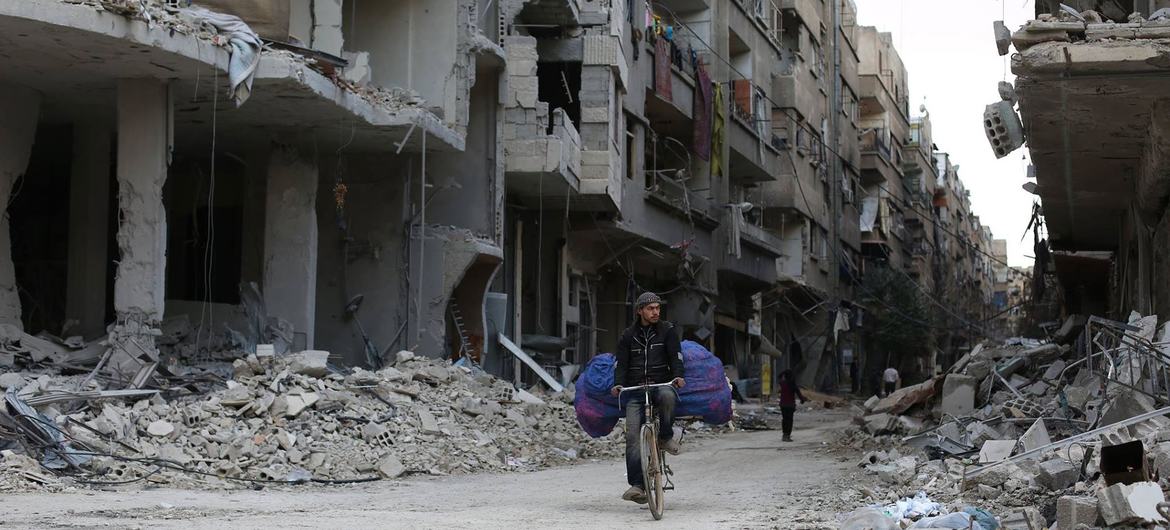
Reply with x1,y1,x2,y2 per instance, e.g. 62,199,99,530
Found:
376,454,405,479
0,372,24,390
870,377,939,415
979,440,1017,463
862,413,897,435
1056,495,1099,529
999,507,1045,530
1100,390,1157,427
287,350,330,377
1020,419,1051,452
941,374,977,418
417,409,440,434
282,391,319,418
1097,481,1166,525
863,395,879,411
147,420,174,437
1037,458,1078,490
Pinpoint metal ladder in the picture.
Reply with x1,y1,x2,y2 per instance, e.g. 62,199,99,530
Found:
449,302,473,359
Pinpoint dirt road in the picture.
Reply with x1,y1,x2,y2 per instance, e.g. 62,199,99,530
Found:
5,408,860,530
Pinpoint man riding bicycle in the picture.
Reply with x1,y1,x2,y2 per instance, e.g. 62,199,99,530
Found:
610,292,686,504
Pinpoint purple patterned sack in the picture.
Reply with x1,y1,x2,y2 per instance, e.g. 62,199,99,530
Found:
573,340,732,438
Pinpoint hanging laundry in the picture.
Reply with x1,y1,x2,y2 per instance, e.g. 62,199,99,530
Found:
693,61,713,161
654,37,673,101
712,83,727,176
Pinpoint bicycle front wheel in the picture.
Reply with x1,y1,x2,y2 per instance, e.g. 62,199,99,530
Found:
640,424,665,520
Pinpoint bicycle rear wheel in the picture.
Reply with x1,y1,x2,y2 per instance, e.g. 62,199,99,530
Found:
640,424,665,520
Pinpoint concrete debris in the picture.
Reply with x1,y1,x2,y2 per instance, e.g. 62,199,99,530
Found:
1097,481,1166,525
870,377,939,415
1036,458,1078,490
146,419,175,437
940,374,976,418
1019,419,1050,452
0,350,627,490
979,440,1016,463
1057,495,1100,529
841,320,1170,528
287,350,330,377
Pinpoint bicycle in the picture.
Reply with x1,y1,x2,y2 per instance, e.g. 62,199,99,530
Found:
619,382,680,520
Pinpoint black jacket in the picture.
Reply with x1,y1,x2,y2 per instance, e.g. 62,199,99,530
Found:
613,320,685,387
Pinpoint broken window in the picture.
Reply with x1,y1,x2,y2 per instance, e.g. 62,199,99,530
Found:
536,62,582,134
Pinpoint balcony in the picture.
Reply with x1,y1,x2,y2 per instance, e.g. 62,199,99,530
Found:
727,80,780,183
644,39,697,137
860,129,901,186
644,172,718,227
505,105,584,204
516,0,581,26
780,0,824,33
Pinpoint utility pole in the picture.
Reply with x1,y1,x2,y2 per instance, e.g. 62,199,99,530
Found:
829,0,844,387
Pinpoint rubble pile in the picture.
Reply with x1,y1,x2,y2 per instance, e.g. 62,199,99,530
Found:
0,349,623,492
837,311,1170,528
1010,6,1170,51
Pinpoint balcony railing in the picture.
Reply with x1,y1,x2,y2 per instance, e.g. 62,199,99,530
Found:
860,129,892,162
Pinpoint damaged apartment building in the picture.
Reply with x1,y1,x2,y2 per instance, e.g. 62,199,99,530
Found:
0,0,1003,400
1008,0,1170,323
0,0,508,378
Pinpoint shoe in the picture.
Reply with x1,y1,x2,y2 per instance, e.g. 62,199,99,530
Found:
662,437,681,455
622,486,648,504
782,435,793,442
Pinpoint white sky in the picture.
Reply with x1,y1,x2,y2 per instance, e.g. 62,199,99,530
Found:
854,0,1036,266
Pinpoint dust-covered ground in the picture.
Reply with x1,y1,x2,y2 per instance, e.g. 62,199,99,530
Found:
4,407,868,530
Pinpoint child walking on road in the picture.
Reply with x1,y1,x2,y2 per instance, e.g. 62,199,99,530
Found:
777,370,806,442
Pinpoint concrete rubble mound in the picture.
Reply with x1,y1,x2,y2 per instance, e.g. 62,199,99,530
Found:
835,311,1170,528
0,348,623,491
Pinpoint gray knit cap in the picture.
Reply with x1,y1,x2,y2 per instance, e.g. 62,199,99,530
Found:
635,292,664,310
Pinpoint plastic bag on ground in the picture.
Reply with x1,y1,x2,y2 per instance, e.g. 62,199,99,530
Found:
839,507,900,530
908,512,986,530
885,492,943,519
573,340,733,438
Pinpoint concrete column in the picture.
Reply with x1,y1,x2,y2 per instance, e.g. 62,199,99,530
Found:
113,79,169,350
0,85,42,329
66,122,111,338
263,146,318,350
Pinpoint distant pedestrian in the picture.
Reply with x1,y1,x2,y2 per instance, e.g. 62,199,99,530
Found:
777,370,806,442
882,367,899,396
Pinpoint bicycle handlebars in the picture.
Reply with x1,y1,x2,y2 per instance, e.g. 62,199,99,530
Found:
617,382,678,395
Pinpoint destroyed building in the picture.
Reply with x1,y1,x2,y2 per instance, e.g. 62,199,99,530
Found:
0,0,1008,402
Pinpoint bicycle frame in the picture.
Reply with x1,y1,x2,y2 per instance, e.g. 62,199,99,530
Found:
618,382,679,520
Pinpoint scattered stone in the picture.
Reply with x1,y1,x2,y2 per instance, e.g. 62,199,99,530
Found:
395,350,417,364
1097,481,1166,526
979,440,1016,463
870,378,939,415
147,420,175,437
1037,458,1078,490
283,391,320,418
376,454,405,479
1020,419,1051,452
287,350,330,377
940,374,976,418
0,372,25,390
418,410,440,434
1056,495,1099,529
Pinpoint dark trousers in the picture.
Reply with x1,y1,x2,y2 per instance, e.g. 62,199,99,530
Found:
884,381,896,396
781,405,795,437
624,387,677,487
